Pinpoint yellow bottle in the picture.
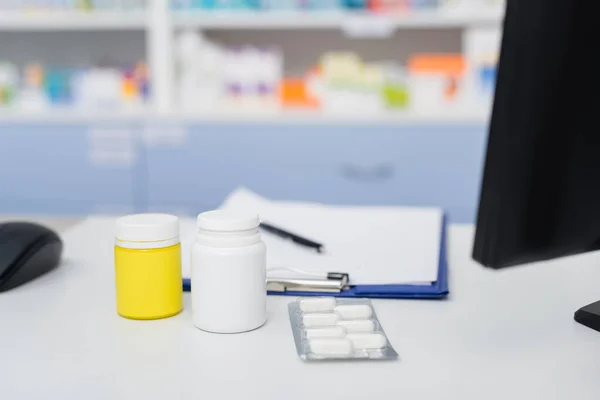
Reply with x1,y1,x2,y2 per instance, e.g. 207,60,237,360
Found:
114,214,183,320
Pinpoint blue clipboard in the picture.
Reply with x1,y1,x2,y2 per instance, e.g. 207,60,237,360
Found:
183,214,449,300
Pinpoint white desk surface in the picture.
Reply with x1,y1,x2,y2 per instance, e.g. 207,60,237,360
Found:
2,217,600,400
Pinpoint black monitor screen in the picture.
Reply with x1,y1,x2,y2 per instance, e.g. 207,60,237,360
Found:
473,0,600,268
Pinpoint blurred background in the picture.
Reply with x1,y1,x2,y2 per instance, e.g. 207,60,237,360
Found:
0,0,504,229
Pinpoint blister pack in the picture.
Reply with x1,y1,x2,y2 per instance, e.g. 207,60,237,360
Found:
288,297,399,361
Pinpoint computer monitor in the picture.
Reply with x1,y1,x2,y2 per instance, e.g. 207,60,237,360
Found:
472,1,600,332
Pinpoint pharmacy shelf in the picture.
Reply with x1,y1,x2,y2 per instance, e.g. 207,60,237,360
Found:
0,109,490,125
172,9,503,30
0,110,148,124
166,109,491,125
0,11,147,31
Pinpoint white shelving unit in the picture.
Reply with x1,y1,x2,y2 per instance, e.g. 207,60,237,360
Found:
165,109,493,125
0,11,148,31
0,109,491,125
172,8,502,30
0,109,148,124
0,0,504,124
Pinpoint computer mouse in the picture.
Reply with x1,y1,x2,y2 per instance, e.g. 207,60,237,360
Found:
0,222,63,292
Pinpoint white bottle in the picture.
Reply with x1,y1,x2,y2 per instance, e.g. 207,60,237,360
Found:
191,210,267,333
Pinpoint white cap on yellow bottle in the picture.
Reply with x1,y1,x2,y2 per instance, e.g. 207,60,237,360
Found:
115,213,180,249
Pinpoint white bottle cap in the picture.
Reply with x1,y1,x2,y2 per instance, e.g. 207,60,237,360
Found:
197,210,259,232
115,214,180,249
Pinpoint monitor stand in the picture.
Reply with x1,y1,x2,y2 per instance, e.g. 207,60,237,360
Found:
574,300,600,332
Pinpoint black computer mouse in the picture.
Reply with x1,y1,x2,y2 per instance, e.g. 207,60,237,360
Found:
0,222,63,292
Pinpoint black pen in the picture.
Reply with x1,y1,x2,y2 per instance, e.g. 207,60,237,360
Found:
259,222,325,253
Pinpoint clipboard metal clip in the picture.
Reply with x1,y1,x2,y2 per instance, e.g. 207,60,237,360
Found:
267,273,350,294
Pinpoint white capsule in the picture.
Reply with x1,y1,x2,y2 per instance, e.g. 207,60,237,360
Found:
346,333,387,350
334,304,373,320
309,338,354,357
302,313,339,328
305,326,347,339
299,297,337,313
336,319,375,333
